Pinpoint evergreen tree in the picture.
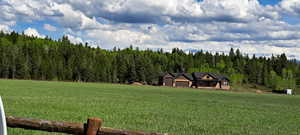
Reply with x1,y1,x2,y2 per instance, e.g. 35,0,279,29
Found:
0,32,298,90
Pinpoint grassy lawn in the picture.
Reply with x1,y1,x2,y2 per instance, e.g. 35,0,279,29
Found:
1,79,300,135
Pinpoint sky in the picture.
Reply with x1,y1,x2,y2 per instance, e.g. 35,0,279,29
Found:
1,0,300,59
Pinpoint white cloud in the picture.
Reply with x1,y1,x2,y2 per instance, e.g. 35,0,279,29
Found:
24,27,44,38
1,0,300,59
58,0,279,23
43,24,56,31
279,0,300,16
66,34,83,44
49,3,107,30
85,28,152,49
1,0,108,30
0,24,11,33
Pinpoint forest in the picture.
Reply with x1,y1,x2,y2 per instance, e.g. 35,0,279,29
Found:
0,31,299,90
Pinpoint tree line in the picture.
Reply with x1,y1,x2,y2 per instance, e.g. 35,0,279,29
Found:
0,31,300,90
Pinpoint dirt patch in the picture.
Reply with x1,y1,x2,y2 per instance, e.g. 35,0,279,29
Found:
130,82,144,86
255,90,263,94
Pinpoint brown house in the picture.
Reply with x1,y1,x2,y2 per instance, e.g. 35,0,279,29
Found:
192,72,230,90
159,73,193,88
159,72,230,90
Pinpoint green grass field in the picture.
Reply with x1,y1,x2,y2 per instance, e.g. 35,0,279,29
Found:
1,79,300,135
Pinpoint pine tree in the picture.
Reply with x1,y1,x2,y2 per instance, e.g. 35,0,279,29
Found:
0,32,299,89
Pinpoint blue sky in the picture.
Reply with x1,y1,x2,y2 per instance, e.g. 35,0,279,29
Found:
12,20,63,39
1,0,300,59
259,0,282,5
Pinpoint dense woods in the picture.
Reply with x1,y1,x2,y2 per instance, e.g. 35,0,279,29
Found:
0,31,299,90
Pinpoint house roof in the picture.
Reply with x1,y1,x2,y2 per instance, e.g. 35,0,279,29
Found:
176,73,194,81
192,72,229,81
159,72,176,77
160,72,229,81
160,72,193,81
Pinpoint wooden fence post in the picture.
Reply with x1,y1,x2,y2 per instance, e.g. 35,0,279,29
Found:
86,118,102,135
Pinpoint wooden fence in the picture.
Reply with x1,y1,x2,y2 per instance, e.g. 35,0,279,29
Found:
6,116,173,135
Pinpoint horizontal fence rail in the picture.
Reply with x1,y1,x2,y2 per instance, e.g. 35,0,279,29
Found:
6,116,173,135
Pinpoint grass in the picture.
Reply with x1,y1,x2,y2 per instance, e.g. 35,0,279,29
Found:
1,79,300,135
230,83,271,92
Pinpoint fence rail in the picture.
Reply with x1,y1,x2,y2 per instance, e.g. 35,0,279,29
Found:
6,116,172,135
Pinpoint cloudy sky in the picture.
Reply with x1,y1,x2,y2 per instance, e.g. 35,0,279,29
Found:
1,0,300,59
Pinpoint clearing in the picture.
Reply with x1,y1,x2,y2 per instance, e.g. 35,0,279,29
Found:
1,79,300,135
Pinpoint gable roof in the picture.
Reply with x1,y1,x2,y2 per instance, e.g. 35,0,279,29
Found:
192,72,229,81
160,72,193,81
175,73,194,81
161,72,228,81
159,72,173,77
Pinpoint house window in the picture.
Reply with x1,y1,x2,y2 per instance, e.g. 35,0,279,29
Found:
223,81,228,86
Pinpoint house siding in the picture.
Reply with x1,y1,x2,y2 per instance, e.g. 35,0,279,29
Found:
174,76,192,88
